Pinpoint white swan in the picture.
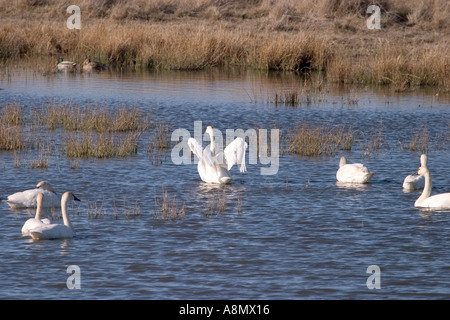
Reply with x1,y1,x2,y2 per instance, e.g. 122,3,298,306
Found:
336,156,374,184
5,181,60,209
414,154,450,209
402,173,424,191
188,126,248,184
21,193,51,237
29,191,80,240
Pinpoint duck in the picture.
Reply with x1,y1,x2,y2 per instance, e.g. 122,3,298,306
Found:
402,173,424,191
57,58,77,71
83,58,105,72
336,156,374,184
5,181,60,209
414,154,450,209
187,126,247,184
21,193,51,237
29,191,80,240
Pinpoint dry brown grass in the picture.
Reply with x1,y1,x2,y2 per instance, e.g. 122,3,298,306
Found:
0,126,25,151
288,122,354,157
154,187,186,220
63,131,140,158
0,104,25,125
0,0,447,89
0,104,27,150
32,103,150,132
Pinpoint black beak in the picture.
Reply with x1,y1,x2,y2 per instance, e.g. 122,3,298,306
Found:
73,194,81,202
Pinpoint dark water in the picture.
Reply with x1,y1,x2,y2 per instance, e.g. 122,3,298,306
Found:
0,68,449,299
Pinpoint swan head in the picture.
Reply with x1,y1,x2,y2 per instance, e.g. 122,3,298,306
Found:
420,154,428,166
62,191,81,202
417,154,429,176
205,125,214,136
36,181,56,193
339,156,347,168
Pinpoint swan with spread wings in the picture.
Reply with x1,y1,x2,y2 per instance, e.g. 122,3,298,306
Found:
188,126,248,184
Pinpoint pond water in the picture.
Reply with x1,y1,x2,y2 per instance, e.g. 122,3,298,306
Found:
0,68,449,300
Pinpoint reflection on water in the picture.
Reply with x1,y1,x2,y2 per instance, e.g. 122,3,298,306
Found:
0,69,449,299
335,181,372,191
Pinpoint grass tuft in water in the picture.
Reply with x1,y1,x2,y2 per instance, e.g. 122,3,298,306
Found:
288,122,354,157
154,187,185,220
63,131,140,158
0,125,25,151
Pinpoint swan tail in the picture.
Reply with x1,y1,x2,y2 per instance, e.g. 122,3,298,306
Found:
364,172,374,183
220,177,232,184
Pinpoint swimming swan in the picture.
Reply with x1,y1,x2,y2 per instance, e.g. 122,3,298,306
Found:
29,191,80,240
402,173,425,191
21,193,51,237
5,181,60,209
414,154,450,209
188,126,248,184
336,156,374,184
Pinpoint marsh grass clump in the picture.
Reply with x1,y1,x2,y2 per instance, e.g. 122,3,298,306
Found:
288,122,354,157
0,125,25,151
359,126,385,158
148,122,171,164
203,189,228,217
29,138,52,169
0,104,27,151
0,104,25,125
116,199,142,219
268,88,327,107
148,122,171,150
63,131,140,158
268,90,301,107
408,125,429,153
154,187,185,220
33,104,150,133
87,200,105,219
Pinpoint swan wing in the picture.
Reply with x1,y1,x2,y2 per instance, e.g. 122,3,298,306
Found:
7,189,41,208
420,193,450,209
6,189,60,208
22,218,45,235
188,138,216,168
187,138,203,160
337,164,373,183
41,190,61,208
224,137,248,172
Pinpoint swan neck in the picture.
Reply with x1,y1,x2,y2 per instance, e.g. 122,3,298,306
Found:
35,194,44,220
209,131,215,153
35,204,42,220
61,197,74,230
416,169,432,206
